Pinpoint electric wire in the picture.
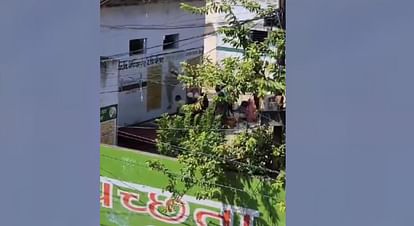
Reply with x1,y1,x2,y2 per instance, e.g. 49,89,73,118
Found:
116,129,280,175
100,156,279,199
101,15,268,60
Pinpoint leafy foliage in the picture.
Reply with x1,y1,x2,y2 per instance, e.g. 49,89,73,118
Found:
225,127,277,174
150,104,285,200
155,104,223,157
156,114,188,157
148,0,287,220
150,105,227,199
180,0,285,102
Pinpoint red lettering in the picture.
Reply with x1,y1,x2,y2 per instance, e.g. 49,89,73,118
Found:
242,214,251,226
100,182,113,208
147,193,189,224
194,209,232,226
118,190,147,213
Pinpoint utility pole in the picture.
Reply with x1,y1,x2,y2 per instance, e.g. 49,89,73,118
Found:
272,0,286,146
278,0,286,30
277,0,286,67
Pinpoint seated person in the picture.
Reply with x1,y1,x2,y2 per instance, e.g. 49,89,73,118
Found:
186,92,197,104
246,98,257,122
238,101,249,120
239,101,249,111
175,95,185,114
201,93,209,110
275,91,286,110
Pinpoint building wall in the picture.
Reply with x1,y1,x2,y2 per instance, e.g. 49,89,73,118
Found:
100,0,205,126
100,1,205,57
203,24,218,62
116,48,203,126
205,0,277,62
100,60,119,108
100,60,119,145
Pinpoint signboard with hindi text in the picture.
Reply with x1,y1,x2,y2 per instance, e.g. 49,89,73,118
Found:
100,145,286,226
116,48,204,126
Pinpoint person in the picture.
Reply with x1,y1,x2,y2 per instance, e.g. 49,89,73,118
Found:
214,85,233,117
190,92,207,117
215,85,222,94
175,95,185,115
239,101,248,112
186,91,198,104
275,90,286,126
201,92,209,110
275,90,286,110
238,101,249,122
246,98,257,122
214,86,225,115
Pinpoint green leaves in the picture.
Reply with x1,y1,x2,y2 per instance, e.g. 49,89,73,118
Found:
155,114,188,157
276,201,286,213
153,108,287,200
152,106,227,200
151,0,286,206
239,0,262,13
181,1,233,15
179,0,286,103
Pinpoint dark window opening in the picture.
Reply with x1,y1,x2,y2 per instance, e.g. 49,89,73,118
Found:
163,34,179,50
250,30,268,43
129,38,146,55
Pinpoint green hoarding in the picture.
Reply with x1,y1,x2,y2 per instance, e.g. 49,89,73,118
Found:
100,145,285,226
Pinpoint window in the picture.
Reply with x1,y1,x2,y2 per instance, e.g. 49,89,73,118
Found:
250,30,268,43
129,38,146,55
163,34,179,50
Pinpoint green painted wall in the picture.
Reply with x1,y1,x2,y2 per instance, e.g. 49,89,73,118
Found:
100,145,285,226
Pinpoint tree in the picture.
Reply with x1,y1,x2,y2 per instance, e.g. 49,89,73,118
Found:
150,105,227,200
147,0,287,223
180,0,286,108
149,110,286,223
149,108,285,198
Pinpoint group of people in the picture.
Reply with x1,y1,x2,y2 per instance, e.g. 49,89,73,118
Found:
174,91,209,115
238,99,258,123
173,85,286,126
213,85,259,124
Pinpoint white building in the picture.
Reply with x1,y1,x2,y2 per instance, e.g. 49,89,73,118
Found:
204,0,278,63
100,0,206,126
100,59,119,145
